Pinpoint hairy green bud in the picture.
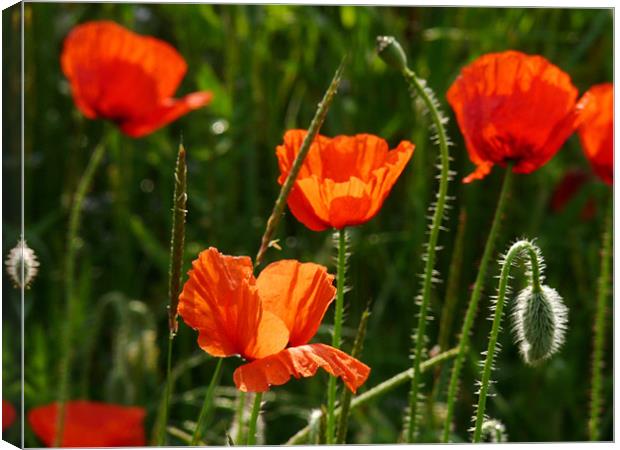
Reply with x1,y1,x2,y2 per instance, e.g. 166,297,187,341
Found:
512,285,568,365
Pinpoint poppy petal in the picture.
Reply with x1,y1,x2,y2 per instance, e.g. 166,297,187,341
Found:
61,20,211,137
277,131,414,230
27,401,145,447
2,400,16,431
178,248,289,360
120,91,213,138
257,260,336,346
576,83,613,185
232,343,370,393
447,51,579,181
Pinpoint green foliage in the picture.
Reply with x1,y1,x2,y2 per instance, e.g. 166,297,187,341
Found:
2,4,613,446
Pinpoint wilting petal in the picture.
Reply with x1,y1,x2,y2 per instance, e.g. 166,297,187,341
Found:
276,130,414,230
2,400,16,431
257,260,336,346
447,51,579,182
577,83,613,185
27,401,145,447
233,343,370,393
61,20,212,137
178,248,289,360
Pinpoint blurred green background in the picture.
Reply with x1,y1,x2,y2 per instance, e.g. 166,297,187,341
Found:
2,4,613,445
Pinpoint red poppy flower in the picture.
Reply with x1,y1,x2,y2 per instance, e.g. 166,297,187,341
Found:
178,247,370,393
2,400,16,431
447,51,581,183
576,83,613,185
276,130,414,231
27,401,146,447
61,20,212,138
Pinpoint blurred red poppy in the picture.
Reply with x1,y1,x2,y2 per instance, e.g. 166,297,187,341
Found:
178,247,370,393
576,83,613,185
276,130,414,231
61,20,212,138
447,51,581,183
27,401,146,447
2,400,16,431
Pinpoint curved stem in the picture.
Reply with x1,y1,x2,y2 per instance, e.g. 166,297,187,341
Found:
326,227,347,444
472,239,544,442
442,168,512,442
191,358,224,445
286,348,459,445
246,392,263,445
55,139,107,446
588,197,612,441
401,66,451,442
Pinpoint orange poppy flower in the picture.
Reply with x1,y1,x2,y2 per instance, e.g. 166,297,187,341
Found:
576,83,613,185
27,401,146,447
2,400,16,431
447,51,581,183
61,21,212,138
276,130,414,231
178,247,370,393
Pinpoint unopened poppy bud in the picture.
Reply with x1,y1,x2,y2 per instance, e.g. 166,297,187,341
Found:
5,239,40,289
512,285,568,365
376,35,408,71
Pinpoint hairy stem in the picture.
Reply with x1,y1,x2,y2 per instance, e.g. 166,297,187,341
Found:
254,58,346,267
472,240,543,442
588,198,612,441
401,65,452,442
157,143,188,445
55,140,107,446
326,228,348,443
247,392,263,445
286,348,458,445
442,168,512,442
191,358,224,445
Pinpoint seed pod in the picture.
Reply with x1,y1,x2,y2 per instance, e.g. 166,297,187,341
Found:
512,285,568,365
5,239,40,289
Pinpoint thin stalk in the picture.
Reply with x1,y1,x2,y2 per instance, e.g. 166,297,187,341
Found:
326,228,348,443
286,348,459,445
472,240,543,442
401,65,451,442
191,358,224,445
156,144,188,445
442,168,513,442
254,58,346,267
588,197,612,441
336,307,371,443
55,139,107,447
246,392,263,445
235,391,247,444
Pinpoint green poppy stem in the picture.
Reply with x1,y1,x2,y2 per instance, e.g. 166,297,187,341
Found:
442,168,513,442
588,196,612,441
400,66,451,444
326,227,348,444
55,139,107,447
472,240,543,442
246,392,263,445
191,358,224,445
